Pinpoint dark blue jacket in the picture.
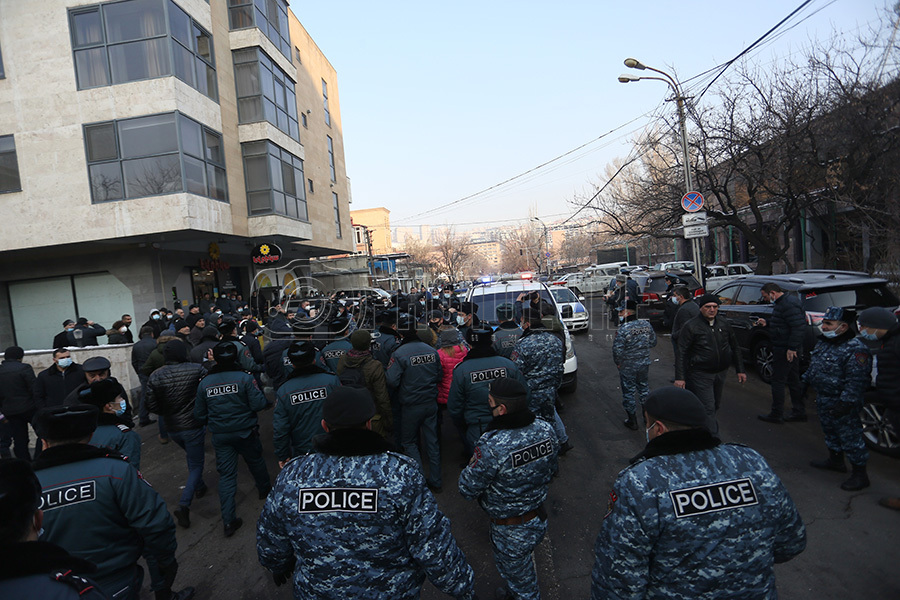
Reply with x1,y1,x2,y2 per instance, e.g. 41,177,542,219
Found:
372,326,402,368
35,363,86,410
770,293,806,351
90,413,142,470
0,541,109,599
447,349,528,427
386,339,442,406
195,367,268,434
320,338,352,373
273,366,342,460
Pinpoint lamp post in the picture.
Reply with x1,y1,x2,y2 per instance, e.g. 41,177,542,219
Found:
619,58,704,287
532,216,550,276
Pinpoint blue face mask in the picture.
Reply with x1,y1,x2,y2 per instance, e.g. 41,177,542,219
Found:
66,327,75,332
152,314,161,320
457,315,466,326
115,399,127,416
57,357,73,368
859,330,879,341
822,329,840,339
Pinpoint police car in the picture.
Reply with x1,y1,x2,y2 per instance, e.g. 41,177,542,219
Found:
548,284,590,332
465,275,579,393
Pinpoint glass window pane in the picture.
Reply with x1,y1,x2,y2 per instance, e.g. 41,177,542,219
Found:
297,199,308,221
205,131,223,164
0,140,22,193
254,0,267,13
241,141,266,156
286,89,297,118
276,109,288,133
75,48,109,88
229,6,254,29
109,37,170,84
179,115,203,158
193,56,209,96
233,48,257,64
172,41,195,87
281,160,295,195
244,155,269,190
72,10,104,47
272,190,285,215
288,120,299,141
238,97,262,123
208,165,227,200
248,191,271,214
260,66,274,100
194,26,212,62
85,123,118,162
284,195,297,218
119,113,178,158
234,63,260,97
274,81,286,109
203,63,218,100
278,8,289,41
263,99,277,124
183,155,206,195
104,0,167,43
269,156,283,191
123,154,182,197
168,1,191,47
255,8,268,34
88,162,123,201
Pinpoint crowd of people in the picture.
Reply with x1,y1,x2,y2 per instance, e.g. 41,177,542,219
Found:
0,280,898,599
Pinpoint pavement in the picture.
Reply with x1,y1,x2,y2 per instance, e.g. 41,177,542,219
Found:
123,306,899,599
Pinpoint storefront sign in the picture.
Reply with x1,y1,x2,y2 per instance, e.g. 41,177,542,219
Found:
252,242,283,265
200,258,230,271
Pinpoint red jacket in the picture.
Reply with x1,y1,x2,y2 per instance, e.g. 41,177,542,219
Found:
437,345,468,405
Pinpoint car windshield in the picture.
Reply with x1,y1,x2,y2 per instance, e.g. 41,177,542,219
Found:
550,287,578,303
472,288,554,324
800,284,899,312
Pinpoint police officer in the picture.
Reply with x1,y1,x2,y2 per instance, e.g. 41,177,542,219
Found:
257,386,476,599
492,304,523,359
0,458,109,599
275,323,326,390
454,302,480,341
448,329,529,456
458,378,557,600
32,405,193,600
219,321,263,374
372,310,403,368
511,309,571,454
320,318,353,372
803,306,872,491
591,387,806,598
386,325,443,492
194,343,272,537
613,300,658,430
273,341,342,468
81,379,142,470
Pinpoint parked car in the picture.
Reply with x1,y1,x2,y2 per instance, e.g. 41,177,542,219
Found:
548,285,590,332
579,262,629,295
861,394,900,457
466,277,578,393
633,270,704,327
652,260,695,273
713,270,900,383
705,263,755,291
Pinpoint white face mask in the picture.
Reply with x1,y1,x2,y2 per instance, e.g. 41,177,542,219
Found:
645,421,657,443
457,315,466,326
119,326,127,333
57,357,73,368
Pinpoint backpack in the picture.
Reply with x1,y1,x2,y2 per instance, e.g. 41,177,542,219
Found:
339,365,367,388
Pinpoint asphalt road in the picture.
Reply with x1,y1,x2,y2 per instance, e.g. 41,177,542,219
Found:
132,307,900,599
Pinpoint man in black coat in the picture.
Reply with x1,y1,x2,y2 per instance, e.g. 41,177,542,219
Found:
52,320,76,349
131,326,158,427
63,357,134,428
67,318,106,348
671,286,700,354
33,348,86,458
0,346,37,460
757,283,808,423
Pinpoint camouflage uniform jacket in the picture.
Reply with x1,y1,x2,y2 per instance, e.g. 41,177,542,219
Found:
447,348,529,427
591,430,806,599
458,411,557,519
511,329,564,414
257,429,476,600
612,318,657,370
492,322,523,359
802,332,871,407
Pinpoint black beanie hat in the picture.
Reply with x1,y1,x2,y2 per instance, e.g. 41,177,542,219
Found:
643,387,709,430
288,341,316,365
33,405,99,441
213,342,238,363
164,339,189,363
322,386,376,428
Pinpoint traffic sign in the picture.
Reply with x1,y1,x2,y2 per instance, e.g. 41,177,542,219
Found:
683,224,709,239
545,252,551,258
681,191,704,212
682,211,707,226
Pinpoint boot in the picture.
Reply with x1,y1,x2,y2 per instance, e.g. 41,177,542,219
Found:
840,464,870,491
224,517,243,538
173,506,190,529
810,450,846,473
558,440,574,456
623,412,638,430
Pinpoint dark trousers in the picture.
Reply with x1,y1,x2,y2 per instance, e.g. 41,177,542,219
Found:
168,426,207,508
0,420,11,458
686,369,726,435
770,349,804,417
211,428,270,524
7,410,35,460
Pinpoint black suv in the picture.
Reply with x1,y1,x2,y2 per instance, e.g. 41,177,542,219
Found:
713,271,899,384
634,269,704,327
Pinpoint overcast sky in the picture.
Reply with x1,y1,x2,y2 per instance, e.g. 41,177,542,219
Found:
291,0,891,230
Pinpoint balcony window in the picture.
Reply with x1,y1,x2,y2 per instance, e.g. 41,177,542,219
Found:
322,79,330,126
0,135,22,193
327,135,336,182
242,140,307,220
84,112,227,203
234,48,299,141
227,0,291,60
333,192,341,238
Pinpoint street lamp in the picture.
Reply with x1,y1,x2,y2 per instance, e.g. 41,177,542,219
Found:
619,57,703,285
532,216,550,276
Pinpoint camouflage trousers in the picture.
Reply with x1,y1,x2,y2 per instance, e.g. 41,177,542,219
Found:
619,366,650,414
817,397,868,466
489,516,547,600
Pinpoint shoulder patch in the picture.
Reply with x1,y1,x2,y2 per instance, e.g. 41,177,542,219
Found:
52,570,97,594
116,423,131,432
603,491,618,519
855,352,869,366
468,446,482,467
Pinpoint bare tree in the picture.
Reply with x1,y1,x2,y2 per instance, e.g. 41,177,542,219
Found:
434,228,472,282
500,226,544,273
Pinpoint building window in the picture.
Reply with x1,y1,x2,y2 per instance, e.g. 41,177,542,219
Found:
322,79,331,126
84,111,227,203
307,178,314,193
326,135,336,182
294,46,301,63
228,0,291,61
68,0,217,101
333,192,341,238
300,112,307,128
0,38,5,79
0,135,22,193
233,48,299,142
242,140,307,220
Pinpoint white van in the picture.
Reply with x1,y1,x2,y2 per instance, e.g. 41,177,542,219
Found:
580,262,629,294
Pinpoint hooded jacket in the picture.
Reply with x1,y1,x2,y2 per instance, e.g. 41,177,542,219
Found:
337,350,392,436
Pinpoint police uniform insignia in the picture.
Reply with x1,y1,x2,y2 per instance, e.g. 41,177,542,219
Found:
510,351,519,361
604,491,617,519
387,357,395,369
53,570,96,594
298,487,378,513
468,447,482,467
855,352,868,366
40,481,97,511
669,478,758,518
116,423,131,432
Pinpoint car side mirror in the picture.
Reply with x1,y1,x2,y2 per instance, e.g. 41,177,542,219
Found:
578,296,585,302
561,306,574,318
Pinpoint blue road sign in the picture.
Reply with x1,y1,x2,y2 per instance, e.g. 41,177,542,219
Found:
682,191,704,212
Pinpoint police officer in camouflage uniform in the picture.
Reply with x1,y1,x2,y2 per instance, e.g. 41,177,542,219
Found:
492,304,523,360
81,379,142,470
459,378,557,600
591,387,806,599
802,306,873,491
511,309,571,454
273,342,342,468
448,329,530,456
195,343,272,537
612,300,657,430
32,405,193,600
257,386,476,599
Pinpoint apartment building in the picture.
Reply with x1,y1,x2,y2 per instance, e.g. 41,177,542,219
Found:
0,0,353,350
350,207,392,255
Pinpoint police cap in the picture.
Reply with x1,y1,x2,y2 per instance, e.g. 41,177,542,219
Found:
322,386,376,428
212,342,238,363
643,387,709,430
823,306,855,323
82,379,121,408
428,309,445,321
328,317,350,334
489,377,528,404
33,404,99,441
82,356,111,372
287,341,316,365
466,328,493,348
218,321,237,336
496,304,515,321
459,302,478,315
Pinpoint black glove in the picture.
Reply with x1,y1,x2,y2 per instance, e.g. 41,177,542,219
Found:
159,560,178,590
830,403,856,418
272,555,296,587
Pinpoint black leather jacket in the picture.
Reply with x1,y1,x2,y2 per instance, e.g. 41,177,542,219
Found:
145,362,207,432
675,314,745,379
